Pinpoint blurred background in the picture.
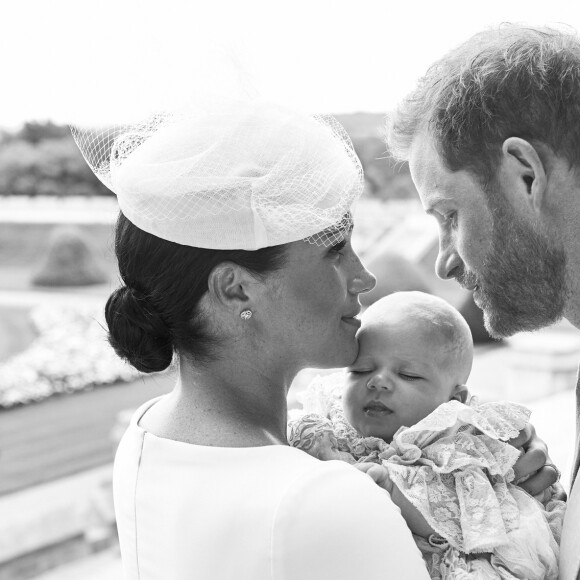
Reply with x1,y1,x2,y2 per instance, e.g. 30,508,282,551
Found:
2,1,580,578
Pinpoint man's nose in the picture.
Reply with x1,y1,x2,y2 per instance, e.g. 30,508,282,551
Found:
435,237,463,280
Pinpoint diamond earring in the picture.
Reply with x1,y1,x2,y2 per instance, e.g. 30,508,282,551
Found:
240,309,253,320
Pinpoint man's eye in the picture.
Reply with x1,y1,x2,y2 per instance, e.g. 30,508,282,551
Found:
444,211,457,226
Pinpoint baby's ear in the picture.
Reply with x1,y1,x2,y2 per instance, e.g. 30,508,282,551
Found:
450,384,469,404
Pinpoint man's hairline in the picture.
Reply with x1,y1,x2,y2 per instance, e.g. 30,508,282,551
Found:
406,127,502,213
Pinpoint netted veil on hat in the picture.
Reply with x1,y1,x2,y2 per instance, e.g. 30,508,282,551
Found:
71,102,363,250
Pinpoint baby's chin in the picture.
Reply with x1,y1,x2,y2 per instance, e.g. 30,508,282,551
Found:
357,424,395,443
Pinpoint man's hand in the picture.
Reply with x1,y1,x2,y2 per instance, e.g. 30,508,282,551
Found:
509,423,565,501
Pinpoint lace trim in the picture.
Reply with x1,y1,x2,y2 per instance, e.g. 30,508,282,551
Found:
289,373,565,579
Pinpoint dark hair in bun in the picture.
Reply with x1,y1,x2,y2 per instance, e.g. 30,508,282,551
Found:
105,212,288,373
105,286,174,373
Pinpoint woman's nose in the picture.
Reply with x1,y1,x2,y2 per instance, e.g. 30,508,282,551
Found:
349,257,376,295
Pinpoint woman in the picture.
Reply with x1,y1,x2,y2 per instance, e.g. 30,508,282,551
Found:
73,102,553,580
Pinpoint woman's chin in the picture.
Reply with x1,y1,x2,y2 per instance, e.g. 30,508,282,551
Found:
313,344,357,370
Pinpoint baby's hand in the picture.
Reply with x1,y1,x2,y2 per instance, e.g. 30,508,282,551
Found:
355,462,394,494
356,462,435,538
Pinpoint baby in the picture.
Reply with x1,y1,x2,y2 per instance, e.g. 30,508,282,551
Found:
289,291,565,580
343,290,471,443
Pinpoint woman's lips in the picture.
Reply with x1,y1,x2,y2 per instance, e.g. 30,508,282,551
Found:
363,401,393,416
341,316,361,328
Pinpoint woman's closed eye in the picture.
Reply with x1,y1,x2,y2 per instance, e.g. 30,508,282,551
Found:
328,239,347,255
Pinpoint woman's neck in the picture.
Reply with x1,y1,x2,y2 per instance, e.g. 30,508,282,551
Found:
143,354,294,447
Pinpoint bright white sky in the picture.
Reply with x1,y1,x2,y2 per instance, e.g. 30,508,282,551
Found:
3,0,580,128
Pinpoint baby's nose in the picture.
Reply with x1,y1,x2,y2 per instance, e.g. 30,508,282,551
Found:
366,375,390,391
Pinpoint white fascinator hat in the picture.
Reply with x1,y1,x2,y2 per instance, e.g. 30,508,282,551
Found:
71,102,363,250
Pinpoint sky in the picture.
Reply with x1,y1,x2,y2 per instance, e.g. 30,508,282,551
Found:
3,0,580,128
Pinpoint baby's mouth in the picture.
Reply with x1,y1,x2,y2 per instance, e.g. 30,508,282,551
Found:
363,401,393,417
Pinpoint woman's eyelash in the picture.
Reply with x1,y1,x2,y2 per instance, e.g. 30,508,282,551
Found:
329,239,347,253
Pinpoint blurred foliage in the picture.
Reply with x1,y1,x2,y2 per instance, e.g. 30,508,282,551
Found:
0,116,418,200
336,113,418,201
17,120,71,143
0,121,111,197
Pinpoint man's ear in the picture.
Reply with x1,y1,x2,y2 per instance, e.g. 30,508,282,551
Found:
502,137,547,213
206,261,253,314
450,384,469,404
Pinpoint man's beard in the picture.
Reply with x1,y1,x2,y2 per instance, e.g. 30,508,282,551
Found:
456,202,569,339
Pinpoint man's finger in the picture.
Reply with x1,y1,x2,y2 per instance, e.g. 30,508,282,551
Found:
512,444,548,482
508,423,550,458
551,482,567,502
517,464,560,497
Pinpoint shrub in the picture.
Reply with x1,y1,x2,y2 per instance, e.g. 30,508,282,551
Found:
31,226,109,287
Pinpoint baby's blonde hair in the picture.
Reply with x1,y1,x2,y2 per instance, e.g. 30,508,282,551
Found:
362,291,474,381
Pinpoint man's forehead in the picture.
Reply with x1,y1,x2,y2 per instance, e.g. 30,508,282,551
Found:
408,134,469,209
409,133,444,184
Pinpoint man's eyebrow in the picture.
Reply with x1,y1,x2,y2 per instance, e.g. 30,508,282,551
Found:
423,196,452,215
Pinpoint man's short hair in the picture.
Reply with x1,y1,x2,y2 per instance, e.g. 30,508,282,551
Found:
386,25,580,187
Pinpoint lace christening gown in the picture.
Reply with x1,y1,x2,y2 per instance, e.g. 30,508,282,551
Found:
288,373,566,580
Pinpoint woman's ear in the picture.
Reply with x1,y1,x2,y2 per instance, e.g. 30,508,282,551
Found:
501,137,547,213
450,384,469,404
206,262,253,314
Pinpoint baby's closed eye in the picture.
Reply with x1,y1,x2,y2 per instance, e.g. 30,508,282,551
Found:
398,373,423,381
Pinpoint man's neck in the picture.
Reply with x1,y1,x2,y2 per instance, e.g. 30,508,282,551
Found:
564,240,580,330
556,176,580,331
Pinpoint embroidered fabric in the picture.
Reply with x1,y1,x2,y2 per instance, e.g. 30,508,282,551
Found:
290,372,390,462
289,373,566,580
381,400,528,554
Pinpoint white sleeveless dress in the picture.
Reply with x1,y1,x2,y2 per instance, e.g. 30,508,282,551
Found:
113,397,429,580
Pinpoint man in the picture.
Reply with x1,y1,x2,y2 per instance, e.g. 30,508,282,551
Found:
385,25,580,579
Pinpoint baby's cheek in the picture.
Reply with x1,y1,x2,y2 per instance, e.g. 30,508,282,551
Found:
342,400,355,426
341,392,359,428
408,400,440,425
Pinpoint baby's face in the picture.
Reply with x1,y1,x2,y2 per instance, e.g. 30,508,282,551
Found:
343,316,460,442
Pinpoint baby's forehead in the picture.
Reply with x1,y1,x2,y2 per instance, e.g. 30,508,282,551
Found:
360,295,469,350
363,301,450,331
360,313,450,348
